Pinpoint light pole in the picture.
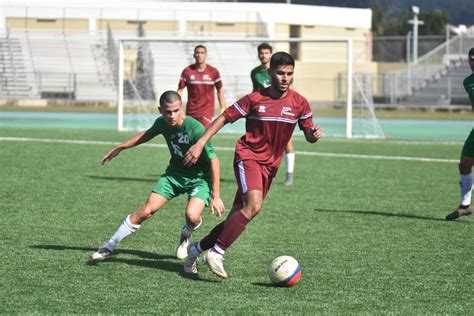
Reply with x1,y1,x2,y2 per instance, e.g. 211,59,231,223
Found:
407,6,424,64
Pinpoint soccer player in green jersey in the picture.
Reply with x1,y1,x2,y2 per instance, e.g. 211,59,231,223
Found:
251,43,297,185
446,47,474,220
91,91,225,265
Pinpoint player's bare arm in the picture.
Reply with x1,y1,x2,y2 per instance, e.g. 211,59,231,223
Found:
177,87,184,96
217,87,226,113
183,115,228,166
209,156,225,218
304,125,322,143
100,131,154,165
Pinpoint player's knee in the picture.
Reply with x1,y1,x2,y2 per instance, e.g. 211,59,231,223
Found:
459,160,472,174
244,202,262,217
138,204,157,220
185,212,202,227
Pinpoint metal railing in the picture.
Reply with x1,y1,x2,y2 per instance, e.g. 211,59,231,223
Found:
376,28,474,105
35,71,76,99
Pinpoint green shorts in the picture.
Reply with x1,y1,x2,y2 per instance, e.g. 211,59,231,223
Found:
461,128,474,158
152,170,211,206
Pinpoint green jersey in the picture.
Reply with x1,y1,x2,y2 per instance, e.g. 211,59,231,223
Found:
463,73,474,109
250,65,271,92
145,116,216,179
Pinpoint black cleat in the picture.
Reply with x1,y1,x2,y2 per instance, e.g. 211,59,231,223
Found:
445,205,472,221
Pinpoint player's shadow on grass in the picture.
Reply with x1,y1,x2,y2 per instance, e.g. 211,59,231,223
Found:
31,244,174,260
30,244,219,282
87,175,158,182
313,208,463,222
252,282,275,288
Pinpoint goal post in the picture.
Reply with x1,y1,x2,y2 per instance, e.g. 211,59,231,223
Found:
117,36,384,139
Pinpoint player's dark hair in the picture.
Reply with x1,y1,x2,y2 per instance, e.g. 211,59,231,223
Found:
258,42,273,53
269,52,295,70
159,90,181,108
469,47,474,57
194,44,207,53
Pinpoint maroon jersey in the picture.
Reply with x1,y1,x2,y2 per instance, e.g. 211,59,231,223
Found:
178,64,222,124
223,88,313,168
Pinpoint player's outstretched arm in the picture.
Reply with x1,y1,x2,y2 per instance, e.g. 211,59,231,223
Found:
304,125,323,144
209,156,225,218
183,115,228,166
100,131,153,165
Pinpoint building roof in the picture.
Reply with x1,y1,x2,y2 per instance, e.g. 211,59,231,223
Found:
2,0,372,29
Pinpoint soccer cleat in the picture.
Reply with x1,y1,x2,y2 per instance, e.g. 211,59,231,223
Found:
176,234,192,260
284,172,294,186
184,243,200,274
445,205,472,221
91,246,113,261
204,250,228,279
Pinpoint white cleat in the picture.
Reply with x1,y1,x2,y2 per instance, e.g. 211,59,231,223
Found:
184,255,199,274
284,172,294,186
184,243,200,274
91,246,112,261
204,250,228,279
176,235,192,260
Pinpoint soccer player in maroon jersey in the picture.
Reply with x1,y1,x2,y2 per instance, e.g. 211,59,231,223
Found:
182,52,322,278
177,45,226,128
251,42,297,185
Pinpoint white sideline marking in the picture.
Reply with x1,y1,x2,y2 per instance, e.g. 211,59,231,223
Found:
0,136,458,164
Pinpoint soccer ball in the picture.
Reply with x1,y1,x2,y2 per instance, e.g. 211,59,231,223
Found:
267,256,301,287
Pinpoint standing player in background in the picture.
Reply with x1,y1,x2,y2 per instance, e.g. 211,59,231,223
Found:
183,52,322,278
178,45,226,128
445,48,474,220
251,43,296,185
91,91,225,265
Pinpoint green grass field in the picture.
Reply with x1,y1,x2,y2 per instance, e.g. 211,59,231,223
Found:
1,128,472,314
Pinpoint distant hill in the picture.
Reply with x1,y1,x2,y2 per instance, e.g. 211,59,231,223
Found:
240,0,473,26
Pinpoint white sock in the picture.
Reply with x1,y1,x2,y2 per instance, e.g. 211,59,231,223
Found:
285,153,295,173
107,215,141,249
212,244,225,256
181,218,202,238
460,173,472,206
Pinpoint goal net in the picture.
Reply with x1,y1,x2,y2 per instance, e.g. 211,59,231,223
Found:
117,37,384,139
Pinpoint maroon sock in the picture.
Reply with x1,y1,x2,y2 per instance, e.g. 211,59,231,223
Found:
199,221,225,251
216,211,250,251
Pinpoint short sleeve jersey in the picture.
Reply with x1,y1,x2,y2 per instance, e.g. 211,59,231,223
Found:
222,88,314,168
463,74,474,109
145,116,216,178
178,64,223,121
250,65,271,92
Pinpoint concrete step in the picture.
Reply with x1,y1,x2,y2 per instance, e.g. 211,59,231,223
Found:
402,95,449,105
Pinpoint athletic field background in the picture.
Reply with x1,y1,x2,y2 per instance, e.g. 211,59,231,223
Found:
1,118,472,313
1,110,473,141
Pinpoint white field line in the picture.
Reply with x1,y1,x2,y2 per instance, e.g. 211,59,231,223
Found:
0,136,458,164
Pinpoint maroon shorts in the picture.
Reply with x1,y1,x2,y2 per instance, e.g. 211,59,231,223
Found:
232,160,277,208
195,115,213,128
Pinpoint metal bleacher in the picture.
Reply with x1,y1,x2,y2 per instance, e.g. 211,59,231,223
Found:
405,57,472,105
0,35,35,97
0,25,260,103
1,28,116,101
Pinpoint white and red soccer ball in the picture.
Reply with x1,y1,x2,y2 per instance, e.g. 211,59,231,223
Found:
267,256,301,287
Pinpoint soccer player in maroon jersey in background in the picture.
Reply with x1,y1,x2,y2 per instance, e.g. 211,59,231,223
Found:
177,45,226,128
182,52,322,278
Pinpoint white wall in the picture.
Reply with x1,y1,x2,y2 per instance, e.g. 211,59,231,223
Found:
1,0,372,38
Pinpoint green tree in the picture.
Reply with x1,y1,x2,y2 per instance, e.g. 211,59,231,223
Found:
374,8,450,36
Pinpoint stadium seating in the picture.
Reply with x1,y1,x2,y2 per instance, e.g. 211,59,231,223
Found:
2,28,116,101
0,36,35,98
